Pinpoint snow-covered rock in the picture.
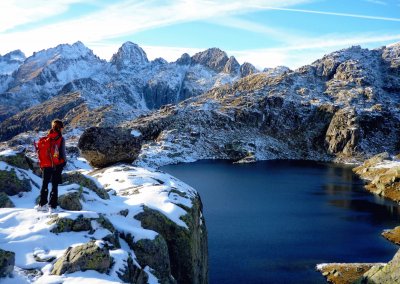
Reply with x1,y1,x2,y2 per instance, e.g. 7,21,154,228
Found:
0,149,208,283
0,50,25,76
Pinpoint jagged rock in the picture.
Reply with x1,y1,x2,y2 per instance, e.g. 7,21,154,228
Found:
58,192,82,211
240,62,257,77
360,249,400,283
117,255,148,284
0,150,30,170
63,172,109,199
121,233,175,284
325,108,360,156
0,192,15,208
78,127,142,168
111,41,149,69
49,215,93,234
191,48,229,73
0,168,31,196
143,78,181,110
176,53,192,65
135,194,207,284
51,241,111,275
0,249,15,277
223,56,240,75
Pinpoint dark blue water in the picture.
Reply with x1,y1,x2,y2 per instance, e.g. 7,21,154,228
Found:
161,160,400,284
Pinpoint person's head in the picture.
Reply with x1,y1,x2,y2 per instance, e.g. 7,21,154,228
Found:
51,119,64,134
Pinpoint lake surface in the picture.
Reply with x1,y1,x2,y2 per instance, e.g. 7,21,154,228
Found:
161,160,400,284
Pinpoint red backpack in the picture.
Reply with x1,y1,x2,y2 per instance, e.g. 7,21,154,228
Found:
34,133,64,168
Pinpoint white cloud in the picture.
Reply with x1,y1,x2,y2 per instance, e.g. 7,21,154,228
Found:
0,0,312,56
364,0,387,5
251,6,400,22
0,0,91,32
230,32,400,69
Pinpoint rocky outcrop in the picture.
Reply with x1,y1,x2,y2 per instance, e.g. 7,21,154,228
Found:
121,233,175,284
0,192,15,208
58,192,82,211
240,62,258,77
353,153,400,201
135,195,208,284
78,127,142,167
117,255,148,284
325,107,360,157
51,241,112,275
224,56,240,75
316,263,381,284
0,249,15,277
0,168,31,196
191,48,229,73
110,41,149,70
49,215,93,234
360,250,400,283
62,171,109,199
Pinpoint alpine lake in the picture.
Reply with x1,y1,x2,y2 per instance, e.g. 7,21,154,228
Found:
161,159,400,284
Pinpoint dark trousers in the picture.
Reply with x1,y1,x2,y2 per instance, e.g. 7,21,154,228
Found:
39,165,63,208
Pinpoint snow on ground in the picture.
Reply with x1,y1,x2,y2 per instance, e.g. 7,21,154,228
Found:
0,151,198,283
372,160,400,169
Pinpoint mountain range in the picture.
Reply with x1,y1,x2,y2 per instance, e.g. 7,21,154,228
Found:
1,41,399,164
0,41,260,140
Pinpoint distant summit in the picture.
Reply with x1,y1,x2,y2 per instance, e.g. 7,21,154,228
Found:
110,41,149,70
0,49,26,75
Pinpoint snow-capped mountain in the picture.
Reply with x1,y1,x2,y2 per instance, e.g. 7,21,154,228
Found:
105,43,399,167
0,50,26,76
0,41,255,139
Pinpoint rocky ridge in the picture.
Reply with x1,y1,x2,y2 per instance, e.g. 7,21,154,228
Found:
0,41,257,139
88,44,399,168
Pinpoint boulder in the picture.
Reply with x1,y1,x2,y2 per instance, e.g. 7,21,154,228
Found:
78,127,142,168
58,192,82,211
0,168,31,196
0,192,15,208
51,241,111,275
0,249,15,277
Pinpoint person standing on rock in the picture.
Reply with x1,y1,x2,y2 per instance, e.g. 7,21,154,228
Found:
35,119,67,213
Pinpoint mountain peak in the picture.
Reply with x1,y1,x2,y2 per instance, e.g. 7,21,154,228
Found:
191,47,229,72
110,41,149,69
0,49,26,75
2,50,26,62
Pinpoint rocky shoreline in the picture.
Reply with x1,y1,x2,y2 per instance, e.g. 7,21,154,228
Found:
317,152,400,283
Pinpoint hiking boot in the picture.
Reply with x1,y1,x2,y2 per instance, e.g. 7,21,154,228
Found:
49,207,60,214
35,204,48,212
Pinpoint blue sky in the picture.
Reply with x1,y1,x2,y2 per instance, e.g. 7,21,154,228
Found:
1,0,399,69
